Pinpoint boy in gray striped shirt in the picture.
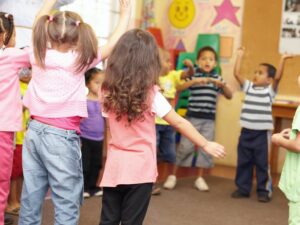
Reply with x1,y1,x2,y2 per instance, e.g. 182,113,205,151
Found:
163,46,232,191
232,47,292,202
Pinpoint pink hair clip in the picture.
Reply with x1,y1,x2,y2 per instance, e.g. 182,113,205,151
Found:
75,21,81,26
48,15,54,22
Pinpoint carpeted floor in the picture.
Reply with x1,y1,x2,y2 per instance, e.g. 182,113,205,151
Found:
10,176,288,225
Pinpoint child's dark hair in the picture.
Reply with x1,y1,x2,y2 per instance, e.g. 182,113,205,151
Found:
260,63,277,78
197,46,218,61
85,68,102,84
33,11,98,73
0,13,14,47
102,29,161,124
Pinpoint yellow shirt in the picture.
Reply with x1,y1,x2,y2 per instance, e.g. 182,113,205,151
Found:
155,70,184,125
15,82,30,145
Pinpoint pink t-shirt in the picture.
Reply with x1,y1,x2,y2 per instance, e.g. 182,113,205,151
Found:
0,48,30,131
23,47,102,120
100,87,172,187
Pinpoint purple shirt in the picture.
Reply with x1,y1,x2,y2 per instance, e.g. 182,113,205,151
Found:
80,100,105,141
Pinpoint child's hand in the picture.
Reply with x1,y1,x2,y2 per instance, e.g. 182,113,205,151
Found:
202,141,226,158
237,47,245,57
183,59,194,68
280,128,291,139
194,77,209,85
210,78,226,88
281,53,294,60
120,0,131,15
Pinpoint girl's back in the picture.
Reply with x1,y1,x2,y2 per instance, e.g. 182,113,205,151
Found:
24,48,101,118
102,87,159,187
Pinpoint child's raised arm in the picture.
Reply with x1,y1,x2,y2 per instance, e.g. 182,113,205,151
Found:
101,0,131,60
163,109,226,158
180,59,195,80
34,0,57,24
233,47,246,86
272,128,300,153
272,54,293,91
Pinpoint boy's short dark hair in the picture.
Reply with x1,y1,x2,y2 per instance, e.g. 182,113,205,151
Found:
85,67,102,84
197,46,218,61
260,63,277,78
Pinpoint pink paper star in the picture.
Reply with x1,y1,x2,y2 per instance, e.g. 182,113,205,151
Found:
212,0,240,26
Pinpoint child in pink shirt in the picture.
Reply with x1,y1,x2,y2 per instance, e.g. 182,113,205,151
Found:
99,29,226,225
0,1,131,225
0,13,30,225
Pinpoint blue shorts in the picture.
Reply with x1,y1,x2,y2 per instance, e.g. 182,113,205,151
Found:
156,124,176,163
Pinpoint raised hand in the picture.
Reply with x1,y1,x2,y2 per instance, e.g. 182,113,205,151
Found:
183,59,194,68
281,53,294,60
119,0,131,15
237,46,245,57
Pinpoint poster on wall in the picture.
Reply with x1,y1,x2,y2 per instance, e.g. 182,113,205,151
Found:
279,0,300,54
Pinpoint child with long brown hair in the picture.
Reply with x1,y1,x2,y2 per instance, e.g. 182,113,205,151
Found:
99,29,226,225
7,0,131,224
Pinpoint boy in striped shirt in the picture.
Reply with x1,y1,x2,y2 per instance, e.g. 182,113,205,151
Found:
232,47,292,202
163,46,232,191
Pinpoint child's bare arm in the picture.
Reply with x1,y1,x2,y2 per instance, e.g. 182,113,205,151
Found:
272,128,300,153
101,0,131,60
234,47,246,86
273,54,293,91
35,0,57,24
163,109,226,158
209,79,232,99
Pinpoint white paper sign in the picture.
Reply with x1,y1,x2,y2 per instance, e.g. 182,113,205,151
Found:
279,0,300,54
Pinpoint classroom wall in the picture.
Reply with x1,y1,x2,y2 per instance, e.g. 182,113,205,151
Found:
136,0,300,172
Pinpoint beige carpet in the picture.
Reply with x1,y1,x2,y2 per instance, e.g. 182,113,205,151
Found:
10,176,288,225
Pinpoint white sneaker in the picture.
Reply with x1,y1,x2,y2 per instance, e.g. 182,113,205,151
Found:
163,175,177,190
94,190,103,197
194,177,209,191
83,192,91,198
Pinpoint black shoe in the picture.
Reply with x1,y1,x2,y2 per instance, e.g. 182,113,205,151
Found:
231,190,250,199
257,194,271,203
4,217,14,225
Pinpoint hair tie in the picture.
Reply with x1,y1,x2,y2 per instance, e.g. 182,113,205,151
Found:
75,21,81,26
48,15,54,22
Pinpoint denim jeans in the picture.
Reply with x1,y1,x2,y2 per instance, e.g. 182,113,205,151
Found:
19,120,83,225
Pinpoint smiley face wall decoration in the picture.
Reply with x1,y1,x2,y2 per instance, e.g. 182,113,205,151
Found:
168,0,196,29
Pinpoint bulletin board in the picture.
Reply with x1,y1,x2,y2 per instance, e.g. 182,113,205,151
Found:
279,0,300,54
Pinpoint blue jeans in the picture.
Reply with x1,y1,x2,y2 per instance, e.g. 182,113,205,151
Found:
19,120,83,225
156,124,176,163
